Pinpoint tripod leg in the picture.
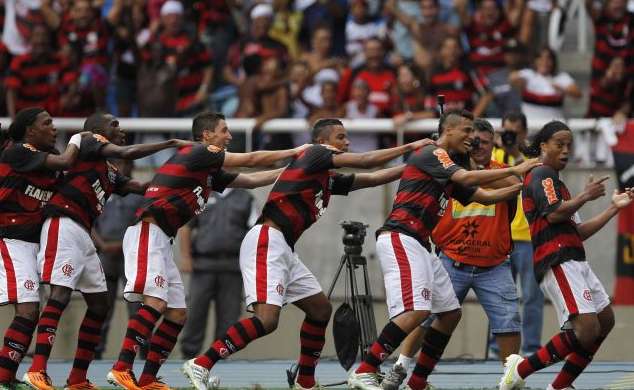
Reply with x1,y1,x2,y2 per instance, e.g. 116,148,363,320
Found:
327,255,348,299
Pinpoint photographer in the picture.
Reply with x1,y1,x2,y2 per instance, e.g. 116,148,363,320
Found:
492,111,545,357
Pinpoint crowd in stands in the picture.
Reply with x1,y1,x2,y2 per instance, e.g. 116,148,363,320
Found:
0,0,632,151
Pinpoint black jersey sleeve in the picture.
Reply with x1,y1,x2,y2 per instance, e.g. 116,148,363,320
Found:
303,145,336,174
188,144,226,172
526,166,564,217
3,143,49,172
80,134,109,160
414,145,462,187
211,169,239,193
329,172,355,196
449,182,477,206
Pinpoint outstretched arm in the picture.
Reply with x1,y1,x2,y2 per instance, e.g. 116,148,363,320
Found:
43,132,87,170
333,139,433,169
118,180,149,195
469,183,522,205
350,165,404,191
229,168,284,189
223,145,309,168
450,158,540,187
577,188,634,240
101,139,192,160
546,175,609,224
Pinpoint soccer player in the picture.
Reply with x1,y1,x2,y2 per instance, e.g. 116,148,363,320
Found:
381,118,523,390
107,112,308,390
182,118,433,390
499,121,634,390
0,108,84,389
347,110,540,390
23,112,192,390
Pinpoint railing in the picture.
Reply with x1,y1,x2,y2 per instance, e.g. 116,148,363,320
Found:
0,117,602,152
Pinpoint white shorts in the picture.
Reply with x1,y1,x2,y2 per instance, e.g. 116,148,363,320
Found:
123,221,186,309
377,232,460,319
38,217,107,293
240,224,322,310
540,260,611,329
0,238,40,304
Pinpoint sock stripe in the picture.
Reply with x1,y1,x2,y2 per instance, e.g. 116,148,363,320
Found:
407,327,452,390
137,319,182,387
355,321,407,375
299,331,325,342
153,329,177,344
303,317,329,327
233,322,250,346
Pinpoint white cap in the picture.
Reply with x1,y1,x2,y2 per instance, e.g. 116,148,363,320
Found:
314,68,339,84
250,3,273,19
161,0,184,16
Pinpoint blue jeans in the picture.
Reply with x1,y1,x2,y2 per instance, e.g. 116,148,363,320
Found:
430,253,521,334
510,241,544,354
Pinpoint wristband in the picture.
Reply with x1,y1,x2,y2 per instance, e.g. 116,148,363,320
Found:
68,133,82,149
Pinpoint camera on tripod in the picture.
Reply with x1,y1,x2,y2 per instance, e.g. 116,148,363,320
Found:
341,221,368,257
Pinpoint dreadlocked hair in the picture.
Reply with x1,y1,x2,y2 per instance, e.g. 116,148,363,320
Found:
526,120,571,158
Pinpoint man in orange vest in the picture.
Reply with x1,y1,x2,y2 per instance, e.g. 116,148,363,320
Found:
382,118,522,389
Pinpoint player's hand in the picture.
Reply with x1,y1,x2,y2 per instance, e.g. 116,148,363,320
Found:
612,187,634,209
511,158,541,176
583,175,609,201
170,139,196,148
293,143,313,155
410,138,435,150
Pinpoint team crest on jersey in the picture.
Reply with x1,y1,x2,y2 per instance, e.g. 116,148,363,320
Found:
8,350,21,362
93,134,109,143
276,283,285,296
433,149,454,169
583,290,592,302
207,145,222,153
421,288,431,301
24,280,35,291
62,264,74,277
541,178,558,205
154,275,166,288
22,143,38,152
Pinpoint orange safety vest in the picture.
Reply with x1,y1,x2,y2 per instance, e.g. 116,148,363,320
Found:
432,160,515,267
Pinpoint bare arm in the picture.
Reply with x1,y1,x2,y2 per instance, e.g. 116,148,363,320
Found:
350,165,405,191
454,0,471,27
469,183,522,205
472,92,494,117
178,224,193,273
229,168,284,189
546,175,609,224
482,173,521,189
577,188,634,240
450,158,540,187
40,0,61,30
563,83,582,99
100,139,190,160
118,180,149,195
333,139,434,169
509,71,527,89
505,0,524,28
223,145,307,168
44,142,81,170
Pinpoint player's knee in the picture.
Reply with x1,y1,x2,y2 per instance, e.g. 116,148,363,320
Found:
575,315,601,348
312,301,332,322
598,307,615,336
166,308,187,325
443,308,462,326
15,302,39,322
256,314,279,334
49,286,72,306
90,297,111,317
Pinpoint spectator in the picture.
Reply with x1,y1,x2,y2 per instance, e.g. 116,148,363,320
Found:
338,38,396,116
179,188,257,359
2,0,61,56
510,47,581,120
139,0,213,117
586,0,634,120
91,159,146,359
5,24,76,118
384,0,458,73
455,0,522,76
107,0,147,117
345,0,387,68
482,38,525,117
491,111,544,356
519,0,553,51
383,0,421,64
298,0,347,57
308,80,345,124
300,24,342,75
345,79,379,152
390,63,435,129
269,0,303,59
253,57,291,149
428,36,491,116
289,60,311,119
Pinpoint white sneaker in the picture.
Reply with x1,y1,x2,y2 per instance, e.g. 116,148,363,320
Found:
499,354,526,390
182,359,209,390
348,371,382,390
381,364,407,390
546,385,575,390
292,382,323,390
206,375,220,390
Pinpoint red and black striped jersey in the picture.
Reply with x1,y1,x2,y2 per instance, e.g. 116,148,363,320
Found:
58,18,110,67
591,12,634,80
379,145,476,250
45,134,130,231
465,17,513,75
141,32,212,115
0,143,58,242
260,144,355,248
429,65,477,111
5,53,77,116
136,144,238,237
587,78,630,117
522,166,585,282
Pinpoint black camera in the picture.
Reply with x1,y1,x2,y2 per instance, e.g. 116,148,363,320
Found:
501,130,517,147
341,221,368,248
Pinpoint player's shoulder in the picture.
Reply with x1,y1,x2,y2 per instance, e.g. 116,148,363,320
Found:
2,142,42,158
530,164,557,178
